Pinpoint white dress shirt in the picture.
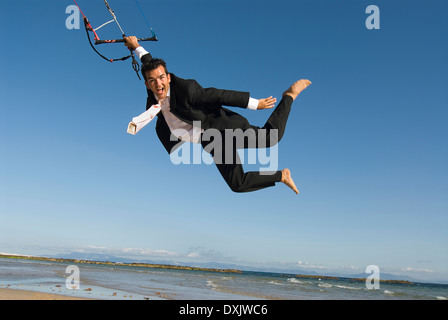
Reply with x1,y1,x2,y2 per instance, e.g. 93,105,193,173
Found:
135,46,259,143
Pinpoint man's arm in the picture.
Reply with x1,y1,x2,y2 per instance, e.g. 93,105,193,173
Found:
124,37,276,110
124,36,152,63
192,84,276,110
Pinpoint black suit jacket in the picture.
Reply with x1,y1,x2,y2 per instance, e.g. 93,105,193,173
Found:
142,53,252,154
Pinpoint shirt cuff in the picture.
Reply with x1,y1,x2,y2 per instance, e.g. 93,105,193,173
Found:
247,97,259,110
135,46,149,60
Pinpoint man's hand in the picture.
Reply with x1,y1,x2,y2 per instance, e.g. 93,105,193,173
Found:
257,96,277,109
124,36,141,51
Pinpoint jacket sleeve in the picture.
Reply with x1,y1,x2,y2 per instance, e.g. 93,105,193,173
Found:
188,81,250,109
141,52,153,65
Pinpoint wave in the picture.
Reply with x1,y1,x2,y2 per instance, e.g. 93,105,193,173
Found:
206,280,219,290
287,278,306,284
318,283,333,288
335,285,361,290
268,280,284,286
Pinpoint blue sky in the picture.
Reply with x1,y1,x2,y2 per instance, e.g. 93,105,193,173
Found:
0,0,447,283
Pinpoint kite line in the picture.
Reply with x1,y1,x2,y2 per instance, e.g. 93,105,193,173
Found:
73,0,158,79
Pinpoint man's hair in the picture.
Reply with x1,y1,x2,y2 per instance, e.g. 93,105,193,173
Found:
141,58,169,81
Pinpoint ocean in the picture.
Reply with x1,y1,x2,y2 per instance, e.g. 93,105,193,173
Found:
0,258,447,300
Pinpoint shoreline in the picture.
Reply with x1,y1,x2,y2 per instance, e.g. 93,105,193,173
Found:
0,288,95,300
0,283,159,301
1,256,446,300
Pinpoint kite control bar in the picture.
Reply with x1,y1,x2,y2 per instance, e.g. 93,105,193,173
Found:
73,0,158,79
95,36,158,45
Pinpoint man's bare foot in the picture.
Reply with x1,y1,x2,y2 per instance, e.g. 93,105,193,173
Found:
283,79,312,100
281,168,299,194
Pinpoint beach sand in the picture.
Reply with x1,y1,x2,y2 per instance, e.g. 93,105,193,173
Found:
0,288,94,300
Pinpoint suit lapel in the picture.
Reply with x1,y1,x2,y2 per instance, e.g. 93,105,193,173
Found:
168,73,176,112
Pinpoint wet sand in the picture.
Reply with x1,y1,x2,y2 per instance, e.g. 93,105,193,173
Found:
0,288,94,300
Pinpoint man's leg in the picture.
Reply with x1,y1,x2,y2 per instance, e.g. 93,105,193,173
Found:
214,151,283,193
237,79,311,193
204,143,298,194
204,134,282,193
202,79,311,194
247,79,312,149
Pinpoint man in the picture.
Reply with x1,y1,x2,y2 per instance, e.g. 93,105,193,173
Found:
125,36,311,194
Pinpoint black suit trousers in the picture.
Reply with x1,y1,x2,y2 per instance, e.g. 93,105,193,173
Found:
201,95,293,193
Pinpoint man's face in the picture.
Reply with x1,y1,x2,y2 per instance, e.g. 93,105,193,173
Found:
145,65,171,101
